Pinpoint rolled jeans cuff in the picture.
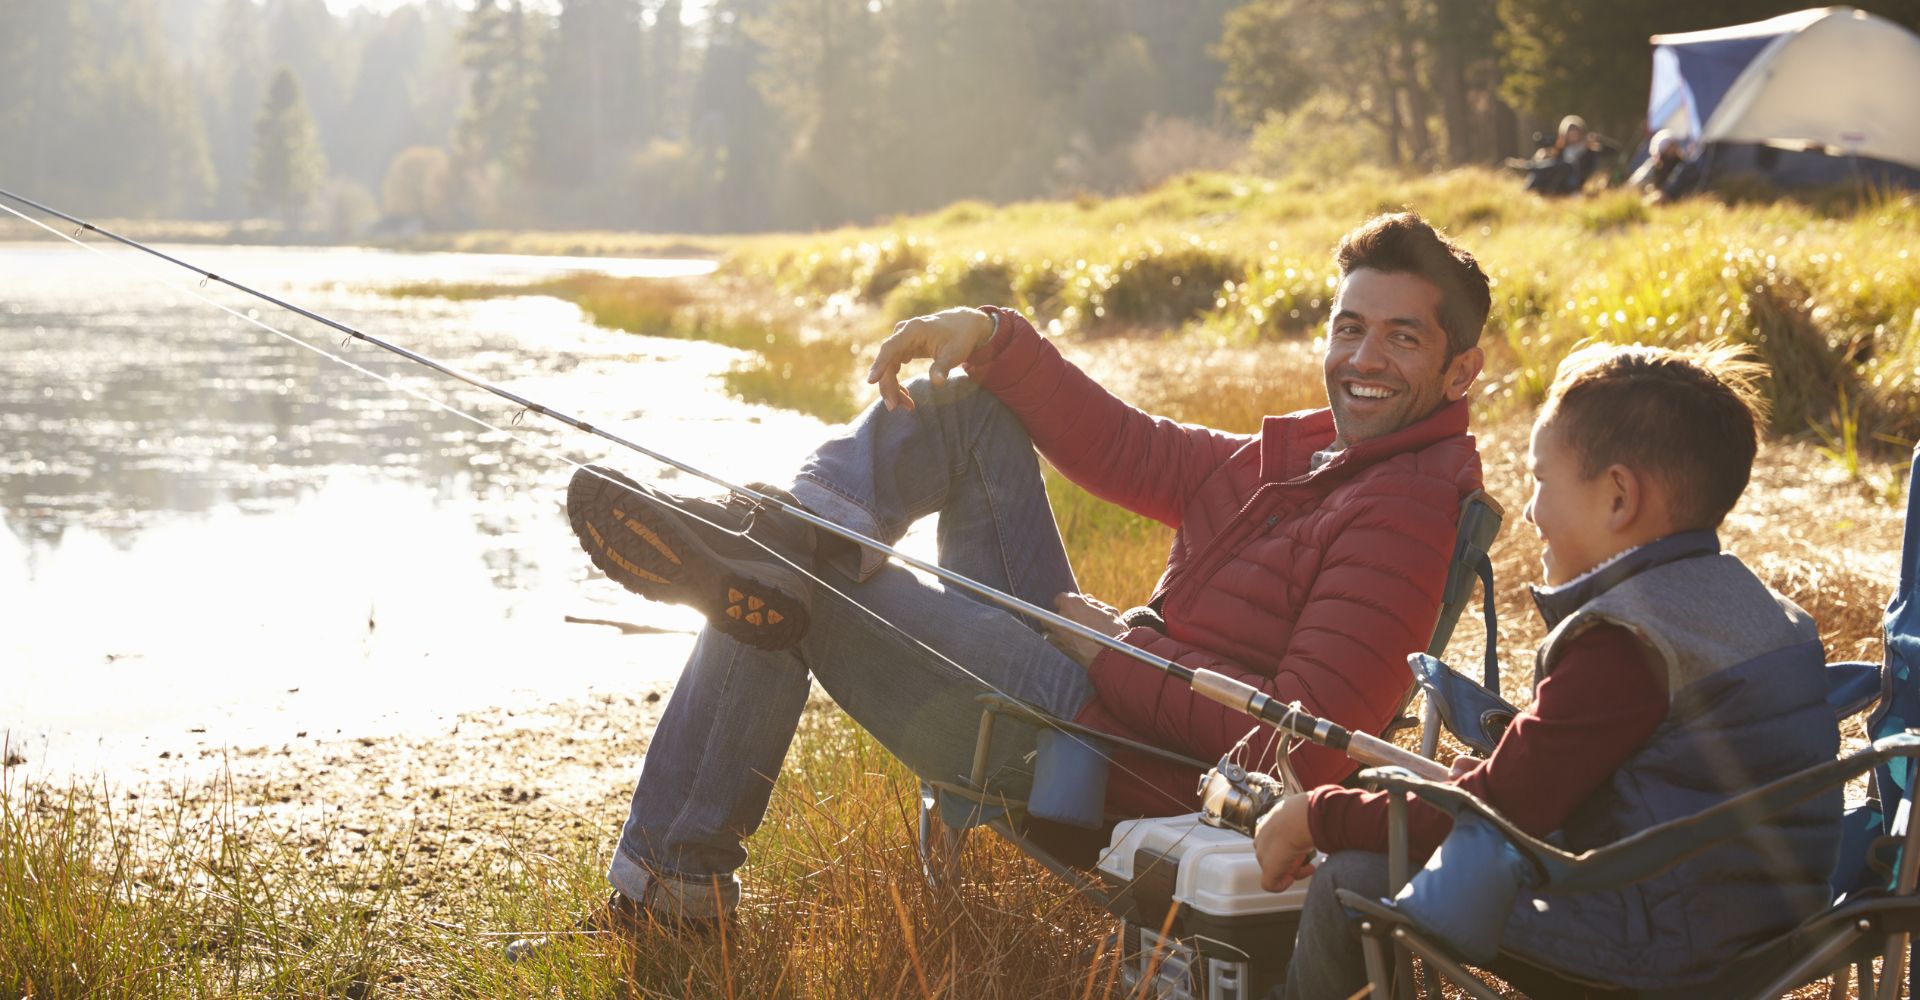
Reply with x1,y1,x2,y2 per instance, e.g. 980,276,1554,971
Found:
788,475,889,582
608,848,740,920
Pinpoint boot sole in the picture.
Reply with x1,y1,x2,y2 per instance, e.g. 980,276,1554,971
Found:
567,466,810,651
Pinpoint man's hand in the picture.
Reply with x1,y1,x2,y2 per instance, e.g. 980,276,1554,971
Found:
865,307,996,412
1042,592,1127,668
1254,794,1317,892
1449,754,1484,778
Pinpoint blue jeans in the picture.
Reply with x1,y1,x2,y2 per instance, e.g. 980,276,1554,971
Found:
1280,851,1393,999
608,377,1097,916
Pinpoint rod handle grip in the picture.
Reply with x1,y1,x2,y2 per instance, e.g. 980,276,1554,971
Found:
1190,667,1259,716
1346,731,1451,781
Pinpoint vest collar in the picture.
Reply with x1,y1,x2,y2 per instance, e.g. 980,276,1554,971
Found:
1258,396,1471,484
1529,530,1722,629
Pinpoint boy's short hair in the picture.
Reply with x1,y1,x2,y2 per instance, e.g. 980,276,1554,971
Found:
1335,212,1491,359
1541,342,1769,531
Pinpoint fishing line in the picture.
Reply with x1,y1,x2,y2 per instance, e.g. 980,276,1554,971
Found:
0,192,1212,814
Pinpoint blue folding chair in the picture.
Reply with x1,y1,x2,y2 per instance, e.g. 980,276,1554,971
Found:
1346,444,1920,999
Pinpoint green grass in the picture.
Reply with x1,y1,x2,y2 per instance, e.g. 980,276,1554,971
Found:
729,167,1920,450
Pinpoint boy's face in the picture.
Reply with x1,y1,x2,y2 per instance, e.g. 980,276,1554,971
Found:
1523,416,1622,586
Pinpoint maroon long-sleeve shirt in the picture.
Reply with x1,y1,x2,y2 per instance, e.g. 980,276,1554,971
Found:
1307,623,1669,861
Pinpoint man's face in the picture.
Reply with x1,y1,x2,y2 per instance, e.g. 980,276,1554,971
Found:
1322,268,1482,448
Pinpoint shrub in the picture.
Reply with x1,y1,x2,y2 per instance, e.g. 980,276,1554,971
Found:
883,256,1017,321
1208,252,1336,341
857,237,929,303
1087,243,1243,330
1579,190,1649,232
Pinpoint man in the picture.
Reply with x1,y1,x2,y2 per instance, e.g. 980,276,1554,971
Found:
1516,115,1609,196
558,212,1488,933
1627,130,1702,202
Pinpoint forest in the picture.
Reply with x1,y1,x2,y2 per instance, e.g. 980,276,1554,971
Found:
6,0,1920,236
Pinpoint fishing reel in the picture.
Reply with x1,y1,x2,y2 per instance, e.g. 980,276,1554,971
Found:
1196,755,1287,837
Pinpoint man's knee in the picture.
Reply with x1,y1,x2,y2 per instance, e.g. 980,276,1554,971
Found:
903,376,1034,453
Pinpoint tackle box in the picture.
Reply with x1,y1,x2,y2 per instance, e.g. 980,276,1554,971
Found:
1095,813,1310,1000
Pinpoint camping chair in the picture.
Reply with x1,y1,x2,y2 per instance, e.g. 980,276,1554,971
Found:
1336,443,1920,1000
913,489,1504,900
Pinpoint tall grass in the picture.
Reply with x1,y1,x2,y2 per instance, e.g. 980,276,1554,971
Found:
3,704,1120,999
18,166,1915,998
730,168,1920,451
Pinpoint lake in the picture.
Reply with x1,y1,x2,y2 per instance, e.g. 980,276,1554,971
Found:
0,241,841,775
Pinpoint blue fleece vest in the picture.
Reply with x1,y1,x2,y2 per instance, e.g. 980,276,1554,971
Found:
1499,532,1841,988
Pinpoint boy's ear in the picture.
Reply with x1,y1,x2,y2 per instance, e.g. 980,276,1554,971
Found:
1604,463,1642,533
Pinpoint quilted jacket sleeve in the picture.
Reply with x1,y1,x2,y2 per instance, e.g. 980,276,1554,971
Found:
964,307,1247,529
1082,485,1458,788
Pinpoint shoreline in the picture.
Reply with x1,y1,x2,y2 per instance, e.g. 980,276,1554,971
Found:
0,218,731,261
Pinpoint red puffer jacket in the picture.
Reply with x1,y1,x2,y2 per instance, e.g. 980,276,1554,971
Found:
967,308,1484,817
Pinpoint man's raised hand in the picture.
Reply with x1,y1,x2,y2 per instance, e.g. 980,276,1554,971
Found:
865,307,996,412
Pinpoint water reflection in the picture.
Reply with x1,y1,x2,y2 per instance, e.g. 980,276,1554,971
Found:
0,242,835,772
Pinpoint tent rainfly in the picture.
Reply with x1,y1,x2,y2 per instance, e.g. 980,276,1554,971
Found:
1645,6,1920,189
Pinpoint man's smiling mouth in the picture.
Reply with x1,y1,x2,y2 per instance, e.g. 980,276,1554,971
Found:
1345,383,1398,400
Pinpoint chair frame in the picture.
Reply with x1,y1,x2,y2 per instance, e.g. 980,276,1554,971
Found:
1343,731,1920,1000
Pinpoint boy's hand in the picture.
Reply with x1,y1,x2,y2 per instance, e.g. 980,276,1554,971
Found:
1254,794,1317,892
866,307,996,412
1043,592,1127,668
1449,754,1485,778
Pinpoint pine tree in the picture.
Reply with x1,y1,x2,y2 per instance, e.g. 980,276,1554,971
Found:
527,0,645,189
0,0,99,203
456,0,545,174
746,0,885,225
204,0,270,218
249,67,329,229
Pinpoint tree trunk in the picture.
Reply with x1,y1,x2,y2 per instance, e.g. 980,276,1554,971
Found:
1492,96,1521,159
1402,40,1435,168
1374,51,1404,166
1433,24,1472,164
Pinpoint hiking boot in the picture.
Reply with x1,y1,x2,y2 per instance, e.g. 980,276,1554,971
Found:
567,465,816,650
504,891,730,963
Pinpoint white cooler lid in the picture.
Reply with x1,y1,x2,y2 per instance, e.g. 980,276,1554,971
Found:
1097,812,1311,917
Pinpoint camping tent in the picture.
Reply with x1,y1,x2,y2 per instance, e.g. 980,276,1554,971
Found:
1645,6,1920,189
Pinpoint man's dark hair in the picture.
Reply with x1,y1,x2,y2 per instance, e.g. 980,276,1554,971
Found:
1334,212,1492,358
1542,342,1769,531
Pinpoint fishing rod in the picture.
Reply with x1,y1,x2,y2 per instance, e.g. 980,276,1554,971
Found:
0,186,1446,790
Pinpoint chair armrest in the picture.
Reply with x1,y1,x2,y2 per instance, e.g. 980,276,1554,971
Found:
1827,660,1882,721
975,693,1214,772
1407,653,1518,756
1356,766,1563,888
1358,731,1920,896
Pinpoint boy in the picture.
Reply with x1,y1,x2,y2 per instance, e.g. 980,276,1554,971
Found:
1254,343,1842,995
